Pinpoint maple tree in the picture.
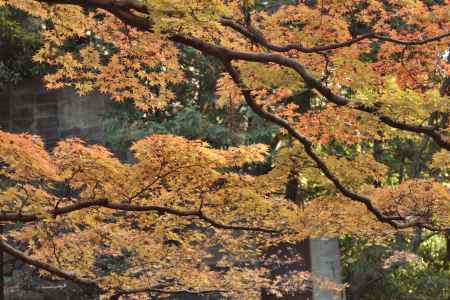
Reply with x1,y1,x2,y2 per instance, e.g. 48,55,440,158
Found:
0,0,450,299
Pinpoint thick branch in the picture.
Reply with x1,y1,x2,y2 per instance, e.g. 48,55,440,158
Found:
172,36,450,150
33,0,450,149
45,0,151,30
220,18,450,53
0,237,228,300
0,200,279,233
27,0,450,228
39,0,450,51
221,60,433,230
0,238,99,288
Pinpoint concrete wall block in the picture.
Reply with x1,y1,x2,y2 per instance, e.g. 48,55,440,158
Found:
36,90,59,105
60,88,78,99
0,105,9,115
37,104,58,117
11,78,46,95
11,107,34,120
0,107,9,124
60,127,82,139
79,112,104,129
12,93,35,107
0,93,11,131
57,102,81,130
0,89,9,98
57,97,106,131
37,128,60,141
0,120,10,130
11,118,35,132
84,93,108,109
36,117,58,131
3,78,110,150
0,97,10,109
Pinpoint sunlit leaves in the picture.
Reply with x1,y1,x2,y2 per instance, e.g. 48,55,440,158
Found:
3,0,450,297
370,180,450,228
431,150,450,177
354,77,450,121
147,0,230,34
0,131,57,181
0,132,302,297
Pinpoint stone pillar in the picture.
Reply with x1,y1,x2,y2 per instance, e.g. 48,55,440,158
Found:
310,238,345,300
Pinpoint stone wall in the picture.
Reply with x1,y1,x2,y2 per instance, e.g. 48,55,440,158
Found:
0,78,109,147
0,78,109,300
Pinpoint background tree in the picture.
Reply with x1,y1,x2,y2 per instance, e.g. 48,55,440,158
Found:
0,5,42,90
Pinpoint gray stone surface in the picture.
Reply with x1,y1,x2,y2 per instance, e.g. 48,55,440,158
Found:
0,78,109,147
310,238,346,300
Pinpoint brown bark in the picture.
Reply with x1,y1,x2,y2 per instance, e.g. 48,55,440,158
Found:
0,199,279,233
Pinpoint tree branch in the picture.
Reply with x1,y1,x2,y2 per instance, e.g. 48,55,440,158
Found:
45,0,151,30
221,60,438,230
220,18,450,53
0,237,229,300
172,35,450,151
32,0,449,149
0,237,99,289
0,199,279,233
25,0,450,228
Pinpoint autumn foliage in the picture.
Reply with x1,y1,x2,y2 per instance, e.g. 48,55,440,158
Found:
0,0,449,299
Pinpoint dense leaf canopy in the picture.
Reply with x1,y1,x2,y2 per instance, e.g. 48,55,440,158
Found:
0,0,449,299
